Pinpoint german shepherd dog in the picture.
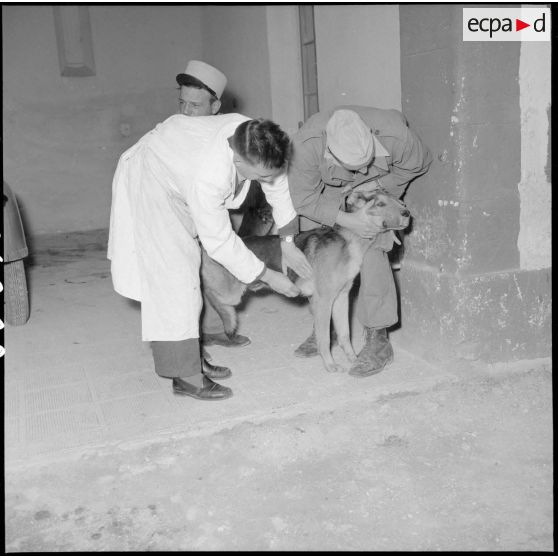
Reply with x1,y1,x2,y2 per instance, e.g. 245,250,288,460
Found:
201,189,411,373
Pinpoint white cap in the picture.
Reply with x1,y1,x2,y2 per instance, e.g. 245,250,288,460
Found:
326,109,375,169
176,60,227,99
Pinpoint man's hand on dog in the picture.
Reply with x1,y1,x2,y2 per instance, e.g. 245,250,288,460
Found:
260,268,301,297
280,241,313,279
337,206,385,239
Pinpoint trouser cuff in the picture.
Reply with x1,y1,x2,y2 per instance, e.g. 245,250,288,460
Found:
151,339,201,379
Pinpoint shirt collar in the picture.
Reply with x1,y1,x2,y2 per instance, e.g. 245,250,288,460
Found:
373,134,390,158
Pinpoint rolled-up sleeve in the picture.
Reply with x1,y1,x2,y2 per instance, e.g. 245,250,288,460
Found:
261,173,298,236
378,126,433,197
288,134,340,227
185,134,265,284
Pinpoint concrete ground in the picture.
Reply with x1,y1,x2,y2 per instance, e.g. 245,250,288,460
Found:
3,232,554,552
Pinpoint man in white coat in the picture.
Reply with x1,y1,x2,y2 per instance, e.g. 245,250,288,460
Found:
108,115,311,400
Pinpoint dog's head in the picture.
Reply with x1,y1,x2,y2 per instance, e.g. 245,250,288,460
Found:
345,189,411,231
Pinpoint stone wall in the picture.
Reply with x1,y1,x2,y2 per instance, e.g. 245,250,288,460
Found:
397,5,551,362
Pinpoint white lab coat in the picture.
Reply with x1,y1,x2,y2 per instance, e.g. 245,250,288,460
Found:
107,114,296,341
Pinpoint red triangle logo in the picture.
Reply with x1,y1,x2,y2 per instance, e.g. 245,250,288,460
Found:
516,19,530,31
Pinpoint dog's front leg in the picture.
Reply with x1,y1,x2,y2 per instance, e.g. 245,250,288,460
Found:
311,295,342,373
332,284,357,364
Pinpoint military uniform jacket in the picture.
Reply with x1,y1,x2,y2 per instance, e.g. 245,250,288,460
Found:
288,105,432,230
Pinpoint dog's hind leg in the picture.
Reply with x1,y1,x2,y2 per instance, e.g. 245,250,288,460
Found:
311,294,342,373
332,283,357,363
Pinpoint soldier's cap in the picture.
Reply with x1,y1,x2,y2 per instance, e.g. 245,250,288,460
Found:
326,109,375,169
176,60,227,99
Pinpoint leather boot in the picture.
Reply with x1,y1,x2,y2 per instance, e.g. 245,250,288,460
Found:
294,328,338,358
348,328,393,377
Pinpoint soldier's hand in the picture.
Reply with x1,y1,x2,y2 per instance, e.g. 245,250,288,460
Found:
341,205,385,239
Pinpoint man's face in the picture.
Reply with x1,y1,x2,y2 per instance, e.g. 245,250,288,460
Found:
178,86,220,116
233,156,283,184
328,148,371,175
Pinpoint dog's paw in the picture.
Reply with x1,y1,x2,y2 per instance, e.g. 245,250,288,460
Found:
295,278,314,297
324,362,345,374
345,351,358,363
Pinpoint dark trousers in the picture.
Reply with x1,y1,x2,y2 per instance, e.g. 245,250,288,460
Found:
355,246,398,329
151,339,201,378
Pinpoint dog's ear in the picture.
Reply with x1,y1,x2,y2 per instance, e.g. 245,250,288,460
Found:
346,190,378,212
357,190,378,203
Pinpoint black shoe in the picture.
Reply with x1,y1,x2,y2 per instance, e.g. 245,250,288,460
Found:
172,376,233,400
202,358,232,379
202,332,251,347
349,328,393,377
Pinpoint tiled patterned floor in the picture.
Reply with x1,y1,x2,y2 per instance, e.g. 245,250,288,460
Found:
4,239,446,467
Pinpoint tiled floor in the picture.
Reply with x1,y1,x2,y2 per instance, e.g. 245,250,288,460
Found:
4,237,447,467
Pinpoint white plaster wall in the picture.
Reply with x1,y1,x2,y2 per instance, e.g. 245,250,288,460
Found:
3,5,402,238
201,6,273,120
266,6,304,137
517,41,551,270
314,5,401,112
2,5,203,236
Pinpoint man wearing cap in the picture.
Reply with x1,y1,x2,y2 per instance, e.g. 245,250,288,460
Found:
288,106,432,377
175,60,253,349
176,60,227,117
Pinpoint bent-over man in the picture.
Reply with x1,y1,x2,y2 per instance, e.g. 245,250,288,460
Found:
288,106,432,377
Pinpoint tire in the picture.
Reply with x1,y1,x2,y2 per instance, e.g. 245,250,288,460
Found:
4,259,30,326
